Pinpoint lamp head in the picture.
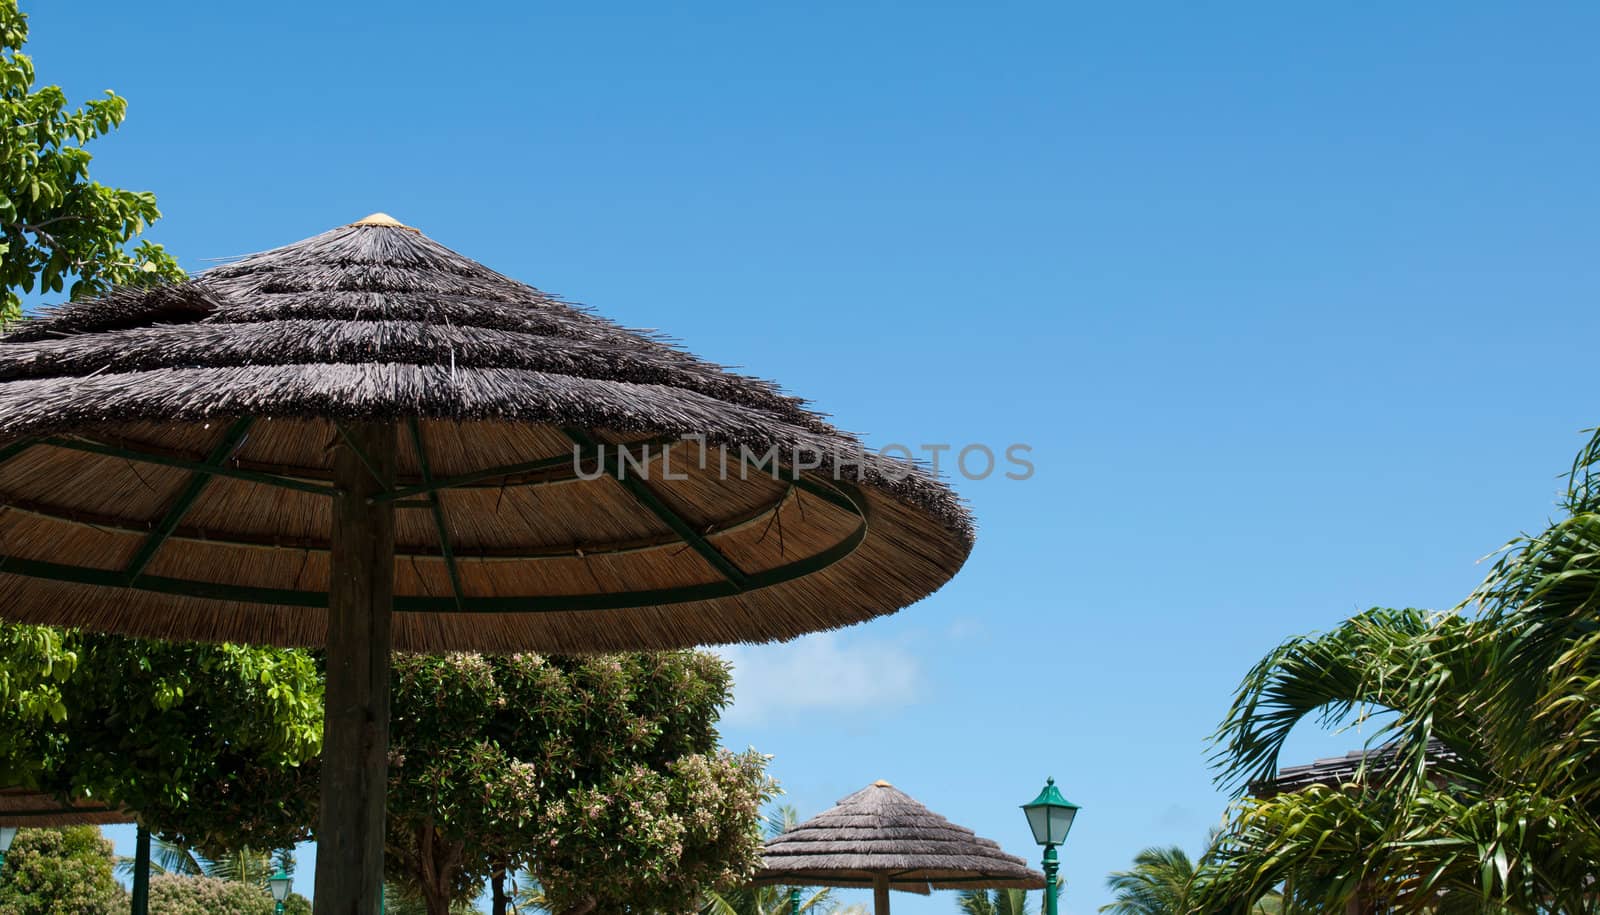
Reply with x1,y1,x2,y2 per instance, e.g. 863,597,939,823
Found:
1021,777,1080,847
268,868,292,903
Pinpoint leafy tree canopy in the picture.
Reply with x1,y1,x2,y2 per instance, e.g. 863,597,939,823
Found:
0,627,322,853
0,826,125,915
0,0,182,321
382,651,773,915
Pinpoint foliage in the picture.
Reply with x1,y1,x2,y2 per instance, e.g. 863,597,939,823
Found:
124,839,296,891
958,887,1034,915
0,0,182,321
0,628,322,854
1100,846,1194,915
0,625,73,781
517,737,770,914
701,806,852,915
144,873,308,915
59,633,320,853
382,883,481,915
383,650,773,915
1198,427,1600,913
0,827,124,915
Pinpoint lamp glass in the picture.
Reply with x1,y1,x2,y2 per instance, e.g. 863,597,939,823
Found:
268,869,292,902
0,826,16,854
1021,777,1081,846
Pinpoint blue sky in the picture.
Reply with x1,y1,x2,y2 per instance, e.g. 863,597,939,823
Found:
29,0,1600,911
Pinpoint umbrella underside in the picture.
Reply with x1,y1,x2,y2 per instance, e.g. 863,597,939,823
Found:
0,415,950,650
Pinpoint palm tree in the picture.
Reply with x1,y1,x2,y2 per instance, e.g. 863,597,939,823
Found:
1100,846,1194,915
1198,428,1600,913
700,805,859,915
119,837,293,889
957,887,1034,915
1102,844,1281,915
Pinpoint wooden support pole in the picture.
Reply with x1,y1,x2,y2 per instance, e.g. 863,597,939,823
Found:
314,422,397,915
872,874,891,915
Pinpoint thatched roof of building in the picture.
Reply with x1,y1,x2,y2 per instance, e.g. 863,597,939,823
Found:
0,215,974,652
755,781,1044,892
1251,740,1460,798
0,786,131,827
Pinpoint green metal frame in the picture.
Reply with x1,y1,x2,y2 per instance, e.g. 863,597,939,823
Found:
563,427,750,588
407,419,465,609
0,502,865,611
39,436,335,495
372,434,678,502
0,438,35,465
0,426,872,613
123,418,253,582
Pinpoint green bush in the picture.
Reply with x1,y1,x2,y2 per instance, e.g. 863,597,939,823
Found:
0,827,125,915
146,874,276,915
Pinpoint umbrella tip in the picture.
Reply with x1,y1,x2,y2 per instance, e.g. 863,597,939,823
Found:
873,779,892,787
349,212,419,233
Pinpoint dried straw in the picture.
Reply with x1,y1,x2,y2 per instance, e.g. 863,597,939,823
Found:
755,781,1044,892
0,218,974,652
0,786,131,827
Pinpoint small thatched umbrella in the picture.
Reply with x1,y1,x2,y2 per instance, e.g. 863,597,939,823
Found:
756,781,1044,915
0,787,152,915
0,215,973,912
0,786,129,828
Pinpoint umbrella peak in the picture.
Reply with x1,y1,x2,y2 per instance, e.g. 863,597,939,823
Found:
873,779,893,787
348,212,418,232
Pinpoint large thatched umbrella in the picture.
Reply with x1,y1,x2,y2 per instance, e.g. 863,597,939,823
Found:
0,215,973,913
756,781,1044,915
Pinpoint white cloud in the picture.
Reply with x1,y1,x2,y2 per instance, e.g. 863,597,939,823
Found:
716,631,922,726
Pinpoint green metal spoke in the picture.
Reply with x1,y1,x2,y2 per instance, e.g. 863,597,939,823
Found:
124,417,254,582
407,419,464,610
371,434,682,503
333,421,391,491
41,436,335,496
563,428,751,589
0,438,35,467
0,490,866,611
2,477,813,562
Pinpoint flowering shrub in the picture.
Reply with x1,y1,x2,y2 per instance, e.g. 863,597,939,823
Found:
0,827,124,915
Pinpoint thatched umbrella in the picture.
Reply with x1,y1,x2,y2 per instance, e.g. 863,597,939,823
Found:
0,215,973,913
0,787,152,915
756,780,1044,915
0,786,129,828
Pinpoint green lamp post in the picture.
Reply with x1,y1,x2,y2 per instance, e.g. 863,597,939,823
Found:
268,868,292,915
0,826,16,883
1021,777,1080,915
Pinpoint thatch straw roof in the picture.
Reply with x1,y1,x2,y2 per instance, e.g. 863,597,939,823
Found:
755,781,1044,892
0,216,974,651
1251,740,1460,798
0,786,131,827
